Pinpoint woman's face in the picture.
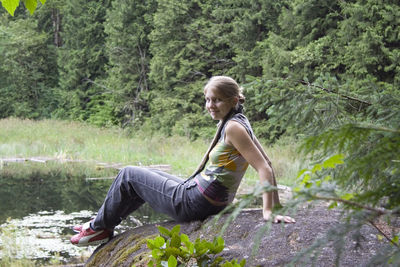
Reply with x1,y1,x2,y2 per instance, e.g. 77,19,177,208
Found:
205,87,237,121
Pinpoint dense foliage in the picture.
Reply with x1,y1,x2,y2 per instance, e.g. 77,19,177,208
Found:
1,1,398,136
1,0,399,265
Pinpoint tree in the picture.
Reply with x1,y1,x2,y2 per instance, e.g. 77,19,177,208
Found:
209,0,286,81
56,0,111,122
146,0,284,138
147,0,215,137
102,0,157,127
0,13,58,118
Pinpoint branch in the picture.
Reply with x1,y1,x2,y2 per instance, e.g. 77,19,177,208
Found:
353,124,400,135
297,80,372,106
308,194,387,215
368,219,399,248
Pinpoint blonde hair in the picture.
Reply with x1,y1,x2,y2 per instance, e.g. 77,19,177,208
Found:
190,76,244,178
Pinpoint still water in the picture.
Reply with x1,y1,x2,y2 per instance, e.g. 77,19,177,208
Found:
0,164,169,265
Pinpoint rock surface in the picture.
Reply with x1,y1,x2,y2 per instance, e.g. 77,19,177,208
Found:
84,203,394,266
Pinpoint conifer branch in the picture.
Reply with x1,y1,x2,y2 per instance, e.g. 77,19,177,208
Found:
368,219,400,248
297,80,372,106
353,125,400,134
308,194,387,215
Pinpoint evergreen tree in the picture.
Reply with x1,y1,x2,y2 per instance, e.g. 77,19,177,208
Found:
56,0,111,122
146,0,284,137
103,0,157,127
210,0,285,81
147,0,215,137
0,12,58,118
243,0,399,139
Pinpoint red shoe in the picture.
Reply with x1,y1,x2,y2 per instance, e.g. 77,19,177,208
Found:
70,222,112,247
72,220,92,233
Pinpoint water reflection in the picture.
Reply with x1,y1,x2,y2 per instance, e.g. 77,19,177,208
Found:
0,165,170,265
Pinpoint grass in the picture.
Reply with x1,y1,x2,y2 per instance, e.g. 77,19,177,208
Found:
0,117,305,186
0,221,35,267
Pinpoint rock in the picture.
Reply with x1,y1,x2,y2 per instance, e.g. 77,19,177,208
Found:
85,205,391,266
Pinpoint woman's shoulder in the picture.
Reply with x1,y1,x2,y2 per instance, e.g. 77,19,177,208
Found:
228,113,254,139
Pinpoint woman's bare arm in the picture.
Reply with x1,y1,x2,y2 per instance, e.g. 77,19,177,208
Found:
225,121,295,223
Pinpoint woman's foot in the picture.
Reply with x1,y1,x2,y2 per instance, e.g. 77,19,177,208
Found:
72,220,92,233
70,221,113,246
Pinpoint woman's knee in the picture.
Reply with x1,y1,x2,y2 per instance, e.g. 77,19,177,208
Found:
123,165,148,177
118,166,148,184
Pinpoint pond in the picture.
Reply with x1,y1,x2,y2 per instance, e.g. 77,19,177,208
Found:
0,162,169,265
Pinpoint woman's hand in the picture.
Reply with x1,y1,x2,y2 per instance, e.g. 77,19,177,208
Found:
263,209,296,224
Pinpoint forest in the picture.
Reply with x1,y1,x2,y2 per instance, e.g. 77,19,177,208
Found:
0,0,397,138
1,0,399,265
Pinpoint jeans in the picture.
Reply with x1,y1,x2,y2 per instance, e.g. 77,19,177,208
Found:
92,166,225,230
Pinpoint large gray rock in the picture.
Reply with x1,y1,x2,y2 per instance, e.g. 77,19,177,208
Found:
85,205,393,266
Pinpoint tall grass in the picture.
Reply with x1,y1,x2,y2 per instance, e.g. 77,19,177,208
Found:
0,221,34,267
0,118,304,185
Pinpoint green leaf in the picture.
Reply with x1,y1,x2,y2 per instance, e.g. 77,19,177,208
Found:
154,236,166,248
180,234,190,245
147,239,157,250
209,236,224,254
210,245,224,254
391,235,399,244
322,154,344,169
180,234,194,254
168,255,177,267
170,234,181,248
301,173,311,185
297,168,308,178
23,0,37,14
1,0,20,16
152,248,163,259
311,163,323,173
165,247,181,258
328,201,338,209
170,225,181,236
158,226,172,238
194,239,209,256
341,193,354,201
215,236,224,247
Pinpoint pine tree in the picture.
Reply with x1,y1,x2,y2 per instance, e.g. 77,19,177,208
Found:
56,0,111,121
0,11,58,118
147,0,215,137
210,0,285,81
103,0,157,127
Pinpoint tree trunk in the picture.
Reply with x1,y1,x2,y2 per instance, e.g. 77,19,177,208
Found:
52,8,62,47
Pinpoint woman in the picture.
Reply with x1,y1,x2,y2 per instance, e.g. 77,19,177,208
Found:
71,76,295,247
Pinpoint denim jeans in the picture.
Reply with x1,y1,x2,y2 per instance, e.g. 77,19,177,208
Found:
92,166,225,230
